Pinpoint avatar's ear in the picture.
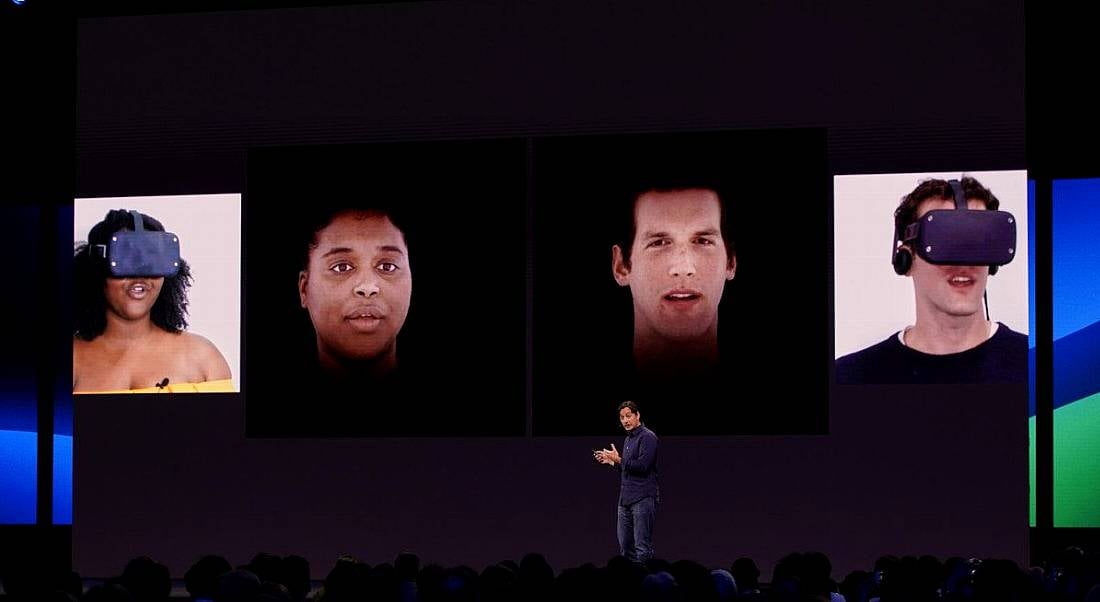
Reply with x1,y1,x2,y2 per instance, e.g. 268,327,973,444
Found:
726,254,737,281
612,245,632,287
298,270,309,308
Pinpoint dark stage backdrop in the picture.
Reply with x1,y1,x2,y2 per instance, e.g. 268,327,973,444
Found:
75,387,1026,577
73,0,1026,579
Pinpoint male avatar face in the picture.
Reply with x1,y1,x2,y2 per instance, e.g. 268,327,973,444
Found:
612,189,736,346
299,211,412,367
907,197,990,320
619,406,641,432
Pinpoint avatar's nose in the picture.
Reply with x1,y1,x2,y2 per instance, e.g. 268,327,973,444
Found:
668,247,696,277
353,278,380,298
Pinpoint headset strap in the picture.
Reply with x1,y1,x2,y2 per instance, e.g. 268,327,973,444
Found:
129,209,145,232
948,179,968,210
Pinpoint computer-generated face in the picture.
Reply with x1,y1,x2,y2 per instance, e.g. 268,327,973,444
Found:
299,211,412,370
613,189,736,348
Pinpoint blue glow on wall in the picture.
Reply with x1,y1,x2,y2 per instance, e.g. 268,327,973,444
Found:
0,428,36,524
53,434,72,524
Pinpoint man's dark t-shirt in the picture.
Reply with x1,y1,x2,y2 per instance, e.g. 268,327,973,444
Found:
835,322,1028,385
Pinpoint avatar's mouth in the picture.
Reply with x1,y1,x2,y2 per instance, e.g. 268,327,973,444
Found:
345,305,386,320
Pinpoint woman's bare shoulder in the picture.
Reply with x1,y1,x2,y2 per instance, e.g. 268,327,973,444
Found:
178,331,232,380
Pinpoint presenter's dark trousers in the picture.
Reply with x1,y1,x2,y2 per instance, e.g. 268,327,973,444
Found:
617,496,656,563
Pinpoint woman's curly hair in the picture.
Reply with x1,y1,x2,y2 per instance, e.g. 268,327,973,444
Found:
74,209,192,341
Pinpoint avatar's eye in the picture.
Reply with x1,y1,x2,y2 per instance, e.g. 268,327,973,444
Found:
645,238,670,248
376,262,399,273
329,262,354,273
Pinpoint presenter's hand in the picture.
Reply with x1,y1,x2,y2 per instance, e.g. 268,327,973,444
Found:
593,449,612,465
607,444,622,465
593,446,619,465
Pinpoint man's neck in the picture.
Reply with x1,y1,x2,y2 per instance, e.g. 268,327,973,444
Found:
632,332,720,377
904,313,992,355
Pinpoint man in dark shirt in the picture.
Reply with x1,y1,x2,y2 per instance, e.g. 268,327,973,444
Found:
594,401,659,563
835,323,1026,384
835,176,1028,384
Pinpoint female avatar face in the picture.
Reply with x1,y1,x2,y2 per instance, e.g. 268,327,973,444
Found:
299,211,412,369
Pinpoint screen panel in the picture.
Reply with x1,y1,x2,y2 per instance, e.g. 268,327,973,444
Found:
833,170,1030,374
1052,178,1100,528
72,195,242,394
533,129,829,436
244,141,527,437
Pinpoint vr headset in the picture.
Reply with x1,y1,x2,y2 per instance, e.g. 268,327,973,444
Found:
90,210,181,278
892,179,1017,276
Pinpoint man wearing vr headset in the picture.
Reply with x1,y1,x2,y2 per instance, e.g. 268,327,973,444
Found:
835,176,1027,384
73,209,232,393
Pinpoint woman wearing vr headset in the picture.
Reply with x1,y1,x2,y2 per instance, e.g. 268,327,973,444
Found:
835,176,1028,385
72,209,232,393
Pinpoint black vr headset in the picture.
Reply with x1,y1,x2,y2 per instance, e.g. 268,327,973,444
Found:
891,179,1016,276
90,210,181,278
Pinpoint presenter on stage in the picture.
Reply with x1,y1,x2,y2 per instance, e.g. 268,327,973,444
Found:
594,400,659,563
